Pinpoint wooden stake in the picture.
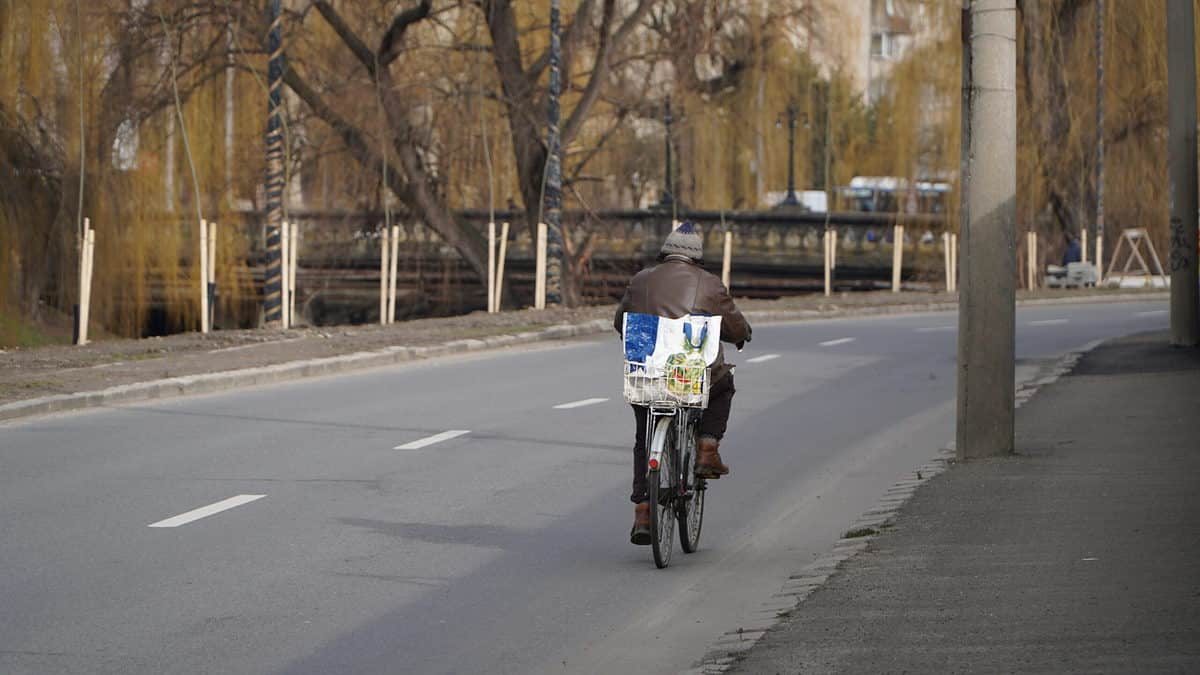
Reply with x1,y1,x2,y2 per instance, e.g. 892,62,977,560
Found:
200,219,210,333
77,218,88,301
290,222,299,326
944,232,953,292
76,218,90,345
1026,231,1036,290
79,224,95,345
281,221,291,329
892,225,904,293
208,222,218,330
379,226,389,325
1032,231,1039,289
951,233,958,292
535,222,547,310
1027,232,1032,289
831,228,838,270
1096,233,1104,284
1081,228,1089,264
487,221,496,313
823,228,832,297
721,230,733,289
495,222,510,311
85,228,95,341
388,224,399,323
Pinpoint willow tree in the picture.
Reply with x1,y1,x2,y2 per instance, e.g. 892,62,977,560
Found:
1017,0,1189,264
823,0,1189,267
0,0,255,341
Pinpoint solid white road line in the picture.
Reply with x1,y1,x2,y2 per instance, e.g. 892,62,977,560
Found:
1029,319,1069,326
148,494,266,528
1136,310,1168,317
745,354,781,364
819,337,856,347
915,326,956,333
554,398,609,410
394,430,471,450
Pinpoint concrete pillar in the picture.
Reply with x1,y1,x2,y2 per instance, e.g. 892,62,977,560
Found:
1166,0,1200,346
956,0,1017,460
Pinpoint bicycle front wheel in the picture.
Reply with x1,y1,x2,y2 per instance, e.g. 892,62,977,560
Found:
648,418,676,569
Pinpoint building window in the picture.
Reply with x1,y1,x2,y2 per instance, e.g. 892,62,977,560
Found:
872,33,895,59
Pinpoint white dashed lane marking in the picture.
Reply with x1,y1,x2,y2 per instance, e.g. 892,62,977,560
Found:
745,354,781,364
819,337,856,347
1029,319,1069,326
394,430,471,450
915,326,955,333
1135,310,1167,317
148,494,266,528
553,398,609,410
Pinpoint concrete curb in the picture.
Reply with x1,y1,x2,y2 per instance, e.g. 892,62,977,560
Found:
0,292,1164,425
686,339,1109,675
0,320,611,424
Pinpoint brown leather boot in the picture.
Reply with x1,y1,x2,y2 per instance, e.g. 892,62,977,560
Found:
630,502,651,545
695,436,730,478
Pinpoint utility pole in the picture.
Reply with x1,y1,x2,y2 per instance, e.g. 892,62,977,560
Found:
777,102,801,208
1166,0,1200,346
543,0,565,305
225,25,236,209
263,0,285,326
824,85,832,213
956,0,1017,460
1095,0,1105,271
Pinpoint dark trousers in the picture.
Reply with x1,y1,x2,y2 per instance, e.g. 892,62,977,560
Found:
630,372,735,504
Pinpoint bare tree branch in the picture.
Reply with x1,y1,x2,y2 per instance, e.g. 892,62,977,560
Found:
311,1,377,76
379,0,434,67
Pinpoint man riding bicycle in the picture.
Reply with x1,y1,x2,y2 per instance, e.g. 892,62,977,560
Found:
614,222,751,545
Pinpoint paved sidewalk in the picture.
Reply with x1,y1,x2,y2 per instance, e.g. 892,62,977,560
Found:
730,331,1200,674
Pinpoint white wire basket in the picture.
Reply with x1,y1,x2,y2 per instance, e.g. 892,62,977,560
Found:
623,360,710,408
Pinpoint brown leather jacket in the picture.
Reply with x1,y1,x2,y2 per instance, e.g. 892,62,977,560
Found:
613,255,751,381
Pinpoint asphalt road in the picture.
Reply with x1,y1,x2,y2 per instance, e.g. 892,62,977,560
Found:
0,300,1169,674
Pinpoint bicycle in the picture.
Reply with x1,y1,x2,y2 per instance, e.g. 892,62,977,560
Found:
625,361,709,569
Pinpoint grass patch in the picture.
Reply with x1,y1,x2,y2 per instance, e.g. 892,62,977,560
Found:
842,526,879,539
16,379,61,389
0,310,66,349
125,351,168,362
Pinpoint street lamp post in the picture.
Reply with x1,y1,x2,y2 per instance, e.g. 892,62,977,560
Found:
777,102,801,208
660,96,675,211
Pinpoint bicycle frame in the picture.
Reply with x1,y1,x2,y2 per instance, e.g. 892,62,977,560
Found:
646,405,698,479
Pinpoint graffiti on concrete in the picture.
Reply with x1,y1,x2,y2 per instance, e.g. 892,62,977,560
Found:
1169,216,1191,272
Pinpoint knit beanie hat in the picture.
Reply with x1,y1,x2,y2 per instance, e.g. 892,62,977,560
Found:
660,221,704,261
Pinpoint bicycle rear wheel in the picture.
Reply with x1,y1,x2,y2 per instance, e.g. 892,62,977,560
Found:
648,420,676,569
678,422,705,553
